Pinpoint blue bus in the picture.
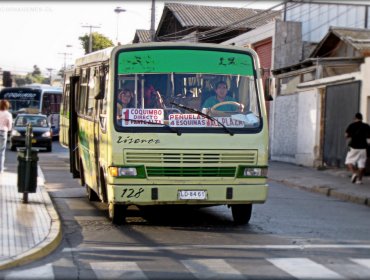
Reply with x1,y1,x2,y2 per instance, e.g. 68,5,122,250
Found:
0,84,62,137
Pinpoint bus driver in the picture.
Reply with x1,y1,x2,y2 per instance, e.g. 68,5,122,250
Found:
202,81,243,113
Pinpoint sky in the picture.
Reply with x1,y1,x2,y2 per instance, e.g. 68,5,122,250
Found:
0,1,278,77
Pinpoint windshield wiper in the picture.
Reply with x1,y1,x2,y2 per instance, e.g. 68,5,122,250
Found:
170,102,234,136
122,118,182,136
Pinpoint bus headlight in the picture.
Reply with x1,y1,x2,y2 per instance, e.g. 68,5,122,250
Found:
237,167,268,177
109,167,138,177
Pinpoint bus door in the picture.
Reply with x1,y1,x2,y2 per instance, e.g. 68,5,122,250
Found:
69,76,81,178
93,66,108,201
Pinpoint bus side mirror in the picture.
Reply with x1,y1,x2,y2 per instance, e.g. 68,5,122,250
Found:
264,78,273,101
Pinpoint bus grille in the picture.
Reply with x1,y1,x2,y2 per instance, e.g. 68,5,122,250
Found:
146,166,236,177
124,150,257,178
125,150,257,164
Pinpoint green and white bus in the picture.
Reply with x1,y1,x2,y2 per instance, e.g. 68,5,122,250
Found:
60,42,269,225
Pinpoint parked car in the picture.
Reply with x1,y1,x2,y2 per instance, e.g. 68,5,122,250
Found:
10,114,52,152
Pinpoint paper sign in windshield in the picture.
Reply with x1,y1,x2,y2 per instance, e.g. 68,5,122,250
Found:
169,114,244,128
169,114,207,127
121,108,164,126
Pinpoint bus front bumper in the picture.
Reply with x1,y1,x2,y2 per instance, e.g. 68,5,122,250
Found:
107,184,268,205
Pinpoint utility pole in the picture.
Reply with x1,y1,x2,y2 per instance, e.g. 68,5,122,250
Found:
58,51,72,70
150,0,155,41
46,68,54,85
82,24,101,53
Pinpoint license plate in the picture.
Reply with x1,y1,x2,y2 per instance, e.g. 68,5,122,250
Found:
178,190,207,200
31,139,36,143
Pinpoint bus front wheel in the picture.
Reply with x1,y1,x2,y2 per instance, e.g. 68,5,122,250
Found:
109,203,127,225
231,204,252,225
86,186,100,202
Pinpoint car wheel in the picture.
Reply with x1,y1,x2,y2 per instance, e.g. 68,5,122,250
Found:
10,145,16,151
46,145,52,152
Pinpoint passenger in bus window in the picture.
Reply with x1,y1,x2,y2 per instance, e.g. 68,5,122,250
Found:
202,81,243,112
117,89,133,120
143,84,165,109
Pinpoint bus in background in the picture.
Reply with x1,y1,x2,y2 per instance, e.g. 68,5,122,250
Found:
0,84,62,137
60,42,269,225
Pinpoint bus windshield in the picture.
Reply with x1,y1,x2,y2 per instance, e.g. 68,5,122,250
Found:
0,89,41,115
115,48,261,132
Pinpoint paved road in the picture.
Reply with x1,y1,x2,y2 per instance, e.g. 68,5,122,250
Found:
1,142,370,279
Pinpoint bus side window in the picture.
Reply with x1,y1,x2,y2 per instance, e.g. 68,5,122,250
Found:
42,95,50,114
86,67,99,117
78,68,89,115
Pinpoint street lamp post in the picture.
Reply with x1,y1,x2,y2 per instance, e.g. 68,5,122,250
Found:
58,45,72,70
114,6,126,45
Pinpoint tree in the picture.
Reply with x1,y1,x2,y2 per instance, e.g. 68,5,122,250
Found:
79,32,114,54
14,65,45,86
32,65,41,76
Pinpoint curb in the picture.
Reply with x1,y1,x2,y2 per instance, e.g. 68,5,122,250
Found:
270,178,370,207
0,167,62,270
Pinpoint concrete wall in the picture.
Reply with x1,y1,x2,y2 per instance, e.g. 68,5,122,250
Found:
361,58,370,123
270,90,320,166
274,20,302,70
295,89,321,166
270,94,298,163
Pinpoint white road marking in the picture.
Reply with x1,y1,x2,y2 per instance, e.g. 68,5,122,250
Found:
62,244,370,252
351,258,370,269
182,259,244,279
90,261,148,279
5,263,54,279
267,258,345,279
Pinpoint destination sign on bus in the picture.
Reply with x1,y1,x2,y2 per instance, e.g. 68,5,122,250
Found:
168,114,244,128
2,92,40,100
121,108,164,126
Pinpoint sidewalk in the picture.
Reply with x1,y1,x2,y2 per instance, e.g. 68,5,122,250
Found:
269,161,370,206
0,161,369,271
0,163,61,270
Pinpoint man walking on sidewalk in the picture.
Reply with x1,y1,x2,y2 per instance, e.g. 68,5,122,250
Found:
345,112,370,184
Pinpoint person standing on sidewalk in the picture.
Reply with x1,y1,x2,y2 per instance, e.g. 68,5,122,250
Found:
0,100,12,173
345,112,370,184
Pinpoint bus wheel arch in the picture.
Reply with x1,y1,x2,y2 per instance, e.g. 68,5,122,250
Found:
99,167,108,203
108,202,127,225
231,204,252,225
78,158,85,187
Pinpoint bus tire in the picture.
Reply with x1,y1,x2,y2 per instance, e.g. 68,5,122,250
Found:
231,204,252,225
99,168,108,203
79,159,85,187
109,203,127,225
86,186,100,202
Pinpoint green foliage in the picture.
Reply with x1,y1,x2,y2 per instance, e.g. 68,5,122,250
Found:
57,68,65,78
79,32,114,54
32,65,41,76
14,65,46,86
